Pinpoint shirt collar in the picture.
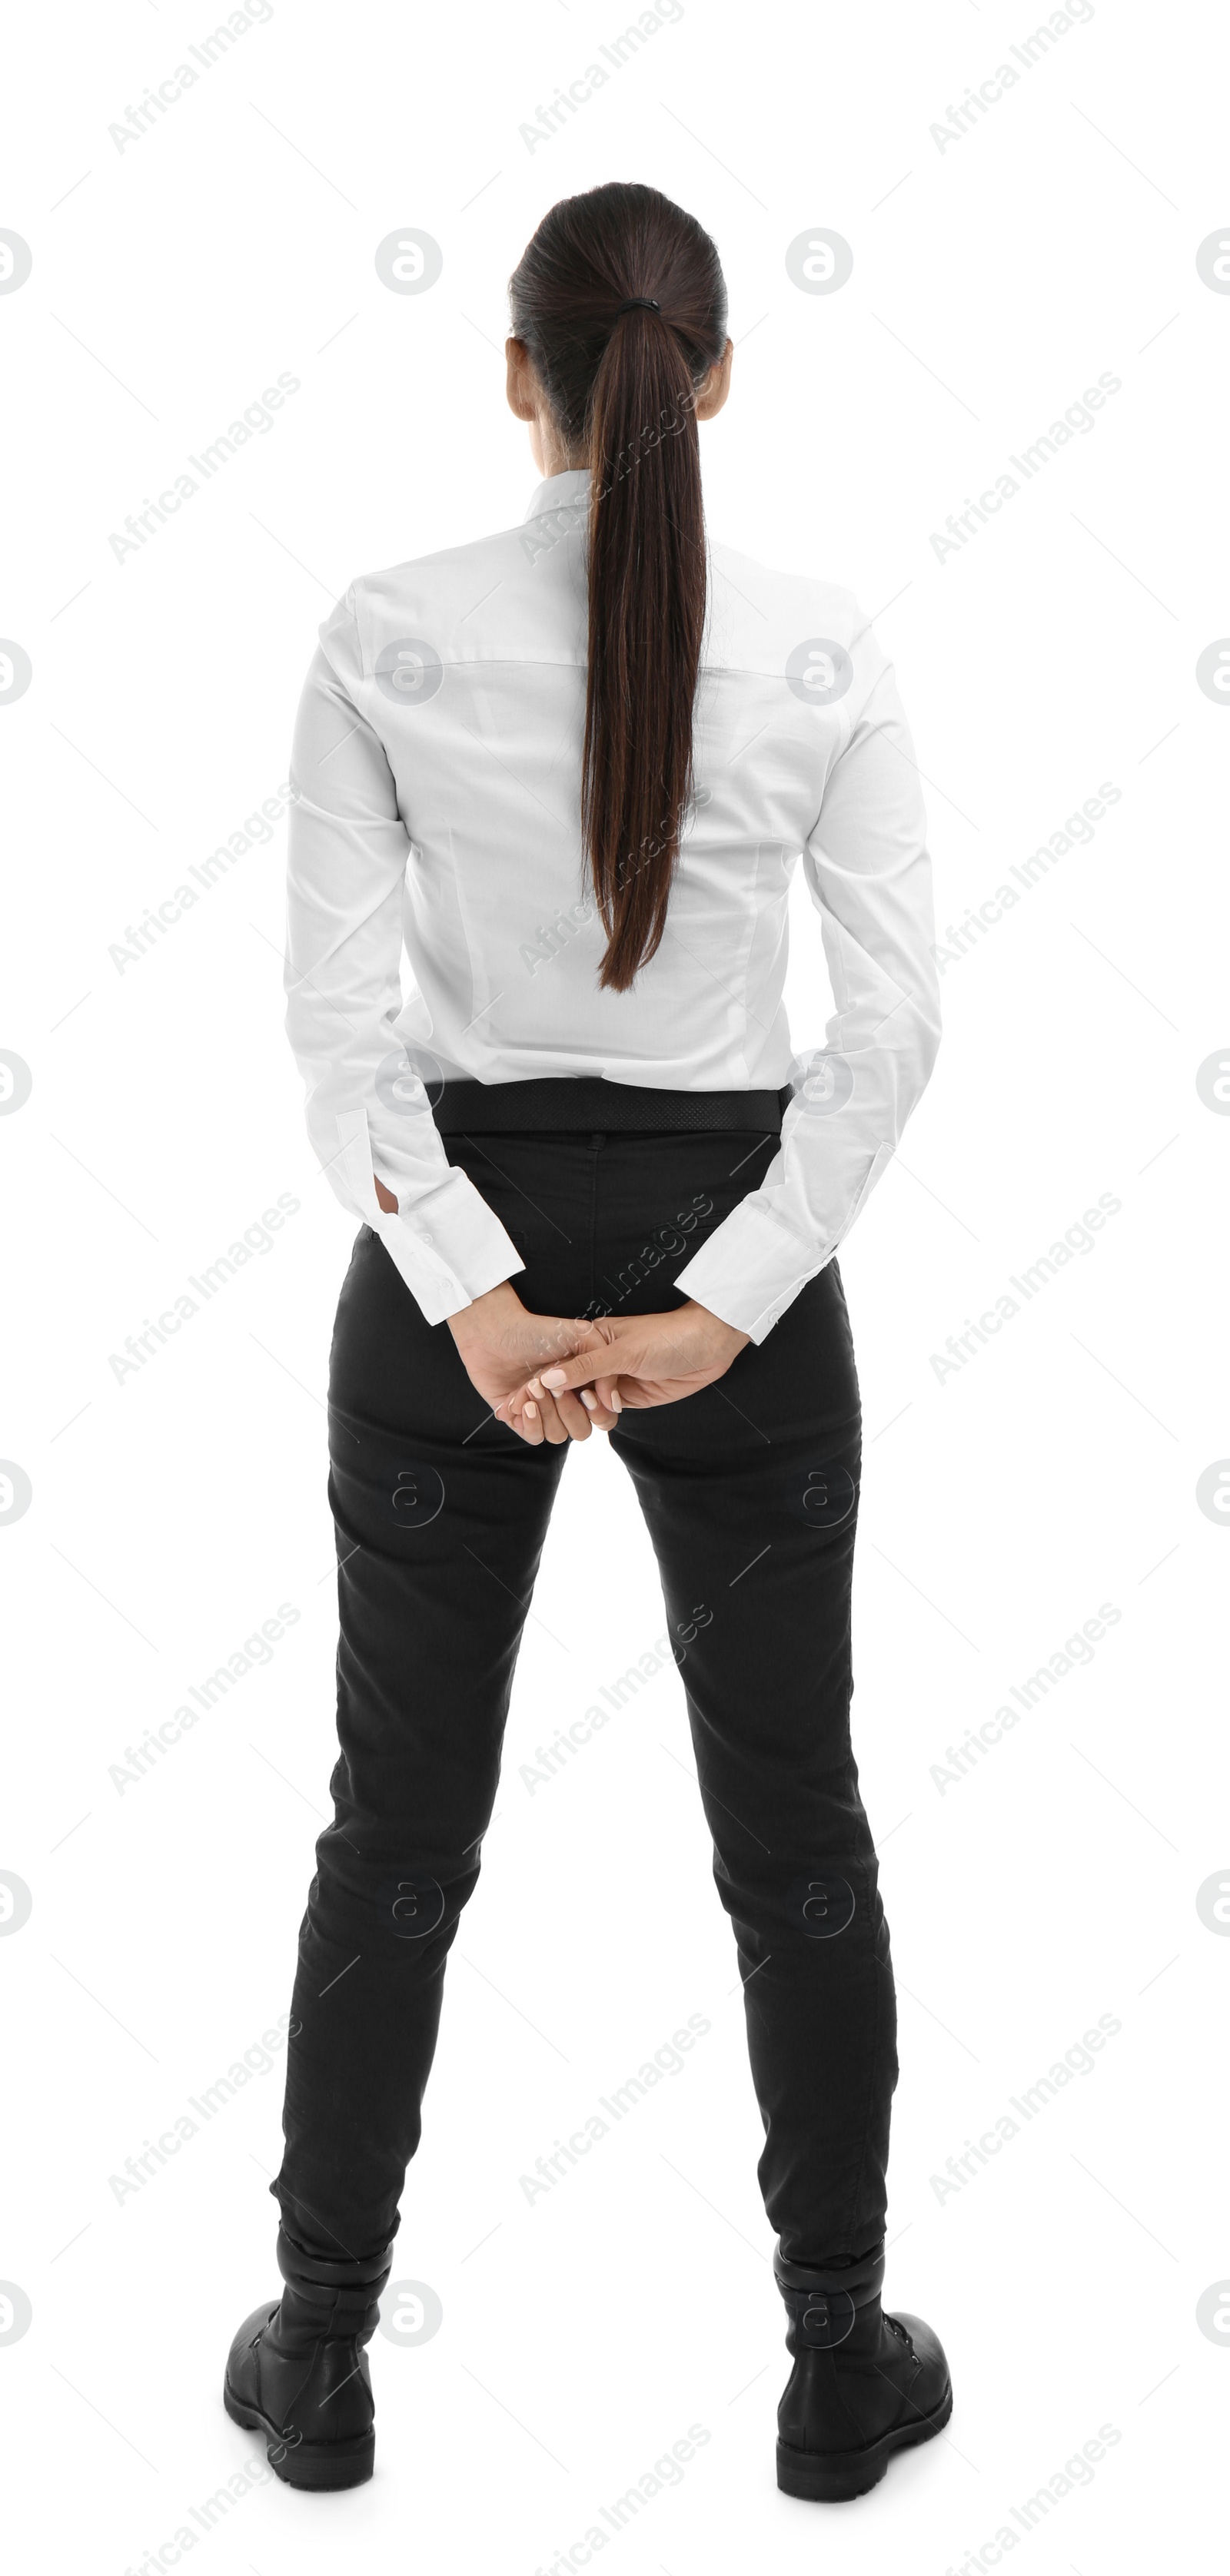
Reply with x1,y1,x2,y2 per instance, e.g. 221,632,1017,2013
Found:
522,467,591,523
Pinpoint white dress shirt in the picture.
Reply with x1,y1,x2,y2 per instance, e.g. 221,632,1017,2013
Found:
284,466,941,1341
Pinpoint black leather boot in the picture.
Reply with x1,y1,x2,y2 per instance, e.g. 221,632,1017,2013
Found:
224,2226,393,2490
774,2239,952,2501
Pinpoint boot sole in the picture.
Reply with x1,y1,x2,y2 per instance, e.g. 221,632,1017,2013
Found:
223,2376,374,2490
776,2377,952,2502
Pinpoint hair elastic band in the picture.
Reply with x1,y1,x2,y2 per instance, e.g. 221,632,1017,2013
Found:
613,295,660,317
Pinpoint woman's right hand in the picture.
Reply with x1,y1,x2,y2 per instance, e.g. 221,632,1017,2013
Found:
515,1300,750,1422
447,1283,619,1445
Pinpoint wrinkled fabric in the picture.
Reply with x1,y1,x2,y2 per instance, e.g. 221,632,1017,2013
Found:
284,468,940,1339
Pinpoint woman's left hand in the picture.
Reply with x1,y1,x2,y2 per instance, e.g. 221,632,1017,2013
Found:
375,1172,614,1446
511,1300,750,1426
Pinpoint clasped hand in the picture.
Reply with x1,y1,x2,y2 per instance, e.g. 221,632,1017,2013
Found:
447,1280,749,1446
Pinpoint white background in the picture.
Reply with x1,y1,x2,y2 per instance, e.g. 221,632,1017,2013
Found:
2,1,1226,2568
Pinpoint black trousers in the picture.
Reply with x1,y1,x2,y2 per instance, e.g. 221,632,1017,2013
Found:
272,1121,896,2271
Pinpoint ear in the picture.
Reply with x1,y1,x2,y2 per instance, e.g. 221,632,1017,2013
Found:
506,337,537,423
695,338,733,423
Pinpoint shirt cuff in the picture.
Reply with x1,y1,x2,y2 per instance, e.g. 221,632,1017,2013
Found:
372,1167,524,1327
674,1197,826,1343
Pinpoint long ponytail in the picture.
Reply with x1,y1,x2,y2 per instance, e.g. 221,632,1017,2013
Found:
508,184,728,991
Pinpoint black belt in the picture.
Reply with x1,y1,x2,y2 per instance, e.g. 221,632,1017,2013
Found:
431,1075,793,1136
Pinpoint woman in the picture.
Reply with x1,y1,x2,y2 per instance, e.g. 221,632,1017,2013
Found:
224,179,949,2504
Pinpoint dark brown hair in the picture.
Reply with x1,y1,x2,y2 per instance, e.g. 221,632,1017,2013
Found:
509,183,728,991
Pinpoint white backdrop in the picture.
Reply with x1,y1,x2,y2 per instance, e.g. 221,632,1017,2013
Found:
2,2,1226,2569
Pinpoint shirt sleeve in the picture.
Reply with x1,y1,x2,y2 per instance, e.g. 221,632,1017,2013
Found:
284,587,524,1326
673,625,942,1343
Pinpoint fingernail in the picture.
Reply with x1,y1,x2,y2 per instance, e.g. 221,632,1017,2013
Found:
580,1389,597,1410
524,1400,537,1419
610,1390,623,1413
541,1368,567,1388
527,1377,544,1398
